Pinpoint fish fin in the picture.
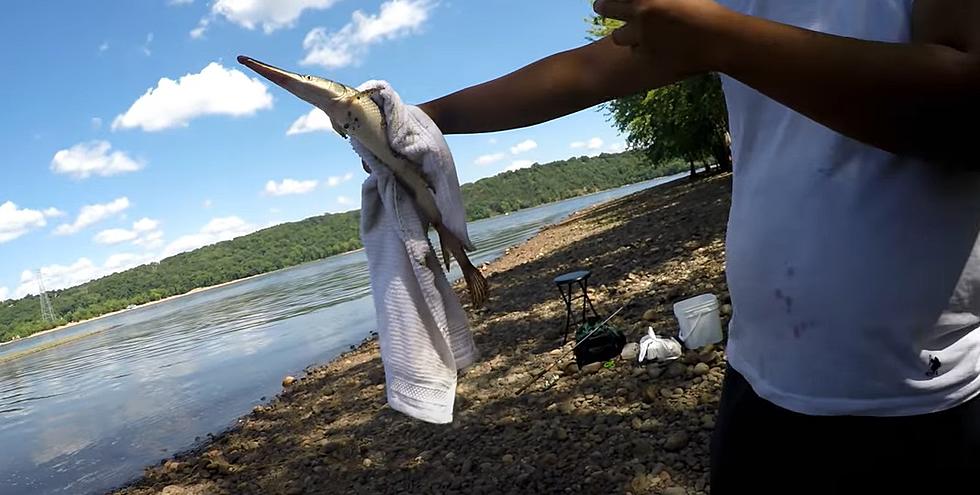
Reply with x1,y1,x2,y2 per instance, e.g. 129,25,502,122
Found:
441,242,452,272
332,120,348,138
435,223,488,307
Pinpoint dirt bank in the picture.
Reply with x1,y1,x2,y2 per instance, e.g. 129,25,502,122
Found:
112,173,733,495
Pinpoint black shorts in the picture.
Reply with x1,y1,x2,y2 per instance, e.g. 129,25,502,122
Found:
710,365,980,494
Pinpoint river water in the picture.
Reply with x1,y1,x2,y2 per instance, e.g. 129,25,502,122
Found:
0,175,682,494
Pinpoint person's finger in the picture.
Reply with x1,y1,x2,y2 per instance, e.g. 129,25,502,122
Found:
594,0,638,21
611,23,641,47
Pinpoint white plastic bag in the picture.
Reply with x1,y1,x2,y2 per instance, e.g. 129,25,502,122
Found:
637,327,683,363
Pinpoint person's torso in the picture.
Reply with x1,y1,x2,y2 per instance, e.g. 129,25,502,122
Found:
716,0,980,415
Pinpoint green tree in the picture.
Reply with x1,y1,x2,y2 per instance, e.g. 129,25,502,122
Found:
587,15,732,176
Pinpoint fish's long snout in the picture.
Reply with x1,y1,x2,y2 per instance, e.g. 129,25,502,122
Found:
237,55,349,108
237,56,304,90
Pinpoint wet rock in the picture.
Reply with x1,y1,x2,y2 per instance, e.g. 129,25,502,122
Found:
664,431,690,451
693,363,710,376
282,376,297,387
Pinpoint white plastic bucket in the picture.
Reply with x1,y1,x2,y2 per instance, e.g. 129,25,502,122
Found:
673,294,723,349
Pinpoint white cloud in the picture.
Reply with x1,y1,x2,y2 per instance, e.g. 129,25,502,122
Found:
209,0,339,34
264,179,319,196
286,108,336,136
162,216,257,258
510,139,538,155
50,141,143,179
94,228,139,245
93,218,162,246
0,287,8,302
608,142,625,152
54,197,130,236
488,138,498,145
142,33,154,57
0,202,60,243
337,196,353,205
474,153,506,166
301,0,433,69
133,230,164,249
505,160,535,172
14,253,156,299
571,137,605,150
326,172,354,187
112,63,273,132
190,19,209,39
203,199,213,208
133,218,159,232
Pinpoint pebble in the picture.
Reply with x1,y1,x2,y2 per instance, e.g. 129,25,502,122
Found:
693,363,710,376
581,362,602,374
643,385,659,403
555,428,569,440
643,309,658,321
563,362,580,375
664,431,690,451
362,458,373,468
558,401,576,414
620,343,640,361
664,487,687,495
282,376,297,387
501,454,514,464
648,366,664,379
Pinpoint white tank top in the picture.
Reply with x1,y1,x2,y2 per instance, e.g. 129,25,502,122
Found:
717,0,980,416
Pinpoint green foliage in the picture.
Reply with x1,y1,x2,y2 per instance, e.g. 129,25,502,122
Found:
0,152,682,342
587,16,732,171
462,151,685,220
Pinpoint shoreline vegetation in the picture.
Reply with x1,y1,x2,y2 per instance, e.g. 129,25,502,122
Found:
114,173,733,495
1,151,687,344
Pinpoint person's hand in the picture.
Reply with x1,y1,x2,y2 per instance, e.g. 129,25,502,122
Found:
593,0,733,78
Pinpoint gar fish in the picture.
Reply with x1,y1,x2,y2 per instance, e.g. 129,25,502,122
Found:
237,55,488,307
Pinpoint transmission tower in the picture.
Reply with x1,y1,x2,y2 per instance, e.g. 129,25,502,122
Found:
36,271,56,324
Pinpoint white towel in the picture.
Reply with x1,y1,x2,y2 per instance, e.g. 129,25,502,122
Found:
351,80,477,424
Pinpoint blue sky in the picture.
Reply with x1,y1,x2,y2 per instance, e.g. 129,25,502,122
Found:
0,0,623,302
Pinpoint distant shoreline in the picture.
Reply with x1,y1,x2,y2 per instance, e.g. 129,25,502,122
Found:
0,274,265,352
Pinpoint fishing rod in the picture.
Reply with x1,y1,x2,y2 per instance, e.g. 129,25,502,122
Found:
515,304,626,396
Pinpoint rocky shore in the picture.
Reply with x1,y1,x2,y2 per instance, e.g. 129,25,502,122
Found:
112,173,733,495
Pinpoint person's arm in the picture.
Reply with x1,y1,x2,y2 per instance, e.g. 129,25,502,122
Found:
598,0,980,165
418,37,676,135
